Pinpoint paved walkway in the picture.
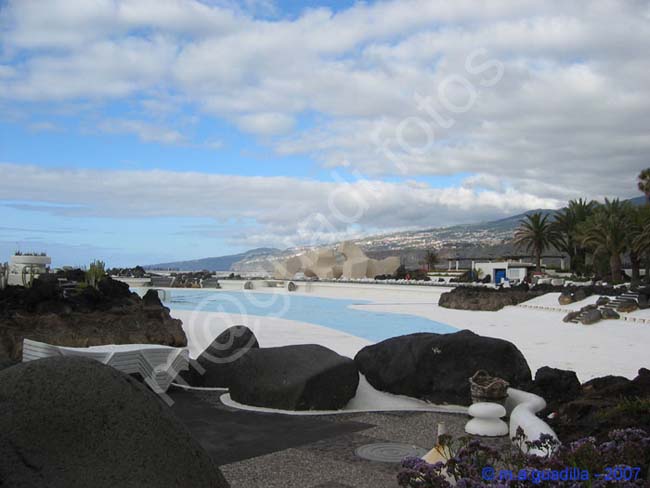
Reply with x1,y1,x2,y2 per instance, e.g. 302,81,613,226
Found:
170,389,509,488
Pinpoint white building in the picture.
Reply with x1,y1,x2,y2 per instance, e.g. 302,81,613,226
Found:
8,254,52,286
475,261,541,285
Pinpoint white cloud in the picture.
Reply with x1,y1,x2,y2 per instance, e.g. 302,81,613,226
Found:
236,112,294,136
0,163,562,247
0,0,648,200
99,119,187,145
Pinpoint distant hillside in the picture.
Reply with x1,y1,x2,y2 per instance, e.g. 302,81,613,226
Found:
629,196,646,206
146,196,645,274
144,248,282,272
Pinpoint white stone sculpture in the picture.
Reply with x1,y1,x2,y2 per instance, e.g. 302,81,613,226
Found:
465,402,509,437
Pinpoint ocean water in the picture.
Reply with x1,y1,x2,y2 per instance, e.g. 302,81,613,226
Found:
163,289,457,342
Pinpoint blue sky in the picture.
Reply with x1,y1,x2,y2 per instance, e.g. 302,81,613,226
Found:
0,0,647,267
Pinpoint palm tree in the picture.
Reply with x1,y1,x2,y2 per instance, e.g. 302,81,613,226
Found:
580,199,633,283
514,212,560,272
632,205,650,282
553,198,597,275
424,250,439,271
638,169,650,204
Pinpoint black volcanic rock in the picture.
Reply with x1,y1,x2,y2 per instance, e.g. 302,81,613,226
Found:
552,368,650,443
0,357,229,488
601,308,620,320
98,276,132,299
0,276,186,361
180,326,259,387
579,308,602,325
563,311,580,322
438,286,544,311
439,285,625,312
532,366,581,406
229,344,359,411
354,330,531,406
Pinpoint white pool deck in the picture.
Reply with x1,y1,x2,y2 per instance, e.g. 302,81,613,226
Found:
169,285,650,384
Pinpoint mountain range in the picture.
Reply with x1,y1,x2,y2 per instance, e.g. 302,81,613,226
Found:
146,196,645,273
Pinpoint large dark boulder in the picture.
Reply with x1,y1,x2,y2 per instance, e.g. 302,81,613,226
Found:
573,288,588,302
552,368,650,443
582,375,631,394
354,330,531,406
617,300,639,313
0,357,229,488
98,276,133,299
180,326,259,387
601,308,620,320
229,344,359,411
579,309,602,325
0,358,17,372
562,311,580,323
533,366,581,406
595,296,610,307
438,287,544,311
558,292,574,305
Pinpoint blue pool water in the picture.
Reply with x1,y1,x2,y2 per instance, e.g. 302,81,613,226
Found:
163,290,457,342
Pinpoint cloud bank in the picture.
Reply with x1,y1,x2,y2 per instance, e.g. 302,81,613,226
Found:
1,0,647,250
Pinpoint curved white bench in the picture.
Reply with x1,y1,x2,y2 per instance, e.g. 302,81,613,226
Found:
22,339,189,393
505,388,558,456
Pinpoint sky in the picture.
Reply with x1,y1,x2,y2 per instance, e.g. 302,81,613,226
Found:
1,0,649,267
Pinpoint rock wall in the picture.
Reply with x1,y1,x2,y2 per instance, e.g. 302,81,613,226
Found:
439,284,625,312
0,276,186,362
438,286,546,311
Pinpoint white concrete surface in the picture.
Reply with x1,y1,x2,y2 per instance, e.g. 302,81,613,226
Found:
166,283,650,417
169,284,650,382
172,309,468,413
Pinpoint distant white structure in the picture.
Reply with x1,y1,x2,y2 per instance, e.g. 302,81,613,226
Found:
8,253,52,286
274,242,400,280
475,261,540,284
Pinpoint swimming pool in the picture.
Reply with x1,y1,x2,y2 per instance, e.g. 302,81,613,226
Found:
162,290,457,342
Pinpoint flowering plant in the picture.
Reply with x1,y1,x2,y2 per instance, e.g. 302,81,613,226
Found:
398,428,650,487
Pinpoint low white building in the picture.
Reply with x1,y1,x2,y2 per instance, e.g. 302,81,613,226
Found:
8,253,52,286
475,261,540,285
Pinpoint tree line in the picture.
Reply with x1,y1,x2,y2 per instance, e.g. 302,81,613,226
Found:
514,170,650,284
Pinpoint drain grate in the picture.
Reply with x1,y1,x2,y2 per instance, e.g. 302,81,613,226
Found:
355,443,429,463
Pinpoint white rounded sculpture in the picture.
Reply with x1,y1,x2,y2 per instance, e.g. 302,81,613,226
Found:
465,402,508,437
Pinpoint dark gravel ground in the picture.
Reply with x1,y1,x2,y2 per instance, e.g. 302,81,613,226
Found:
170,388,511,488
